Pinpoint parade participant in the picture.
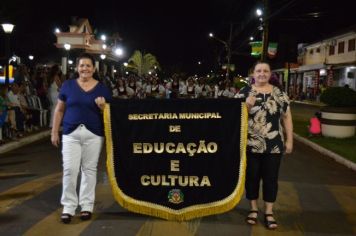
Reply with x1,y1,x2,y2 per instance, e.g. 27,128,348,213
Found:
238,61,293,230
145,77,165,98
183,77,196,98
195,77,212,98
51,53,112,224
112,78,135,99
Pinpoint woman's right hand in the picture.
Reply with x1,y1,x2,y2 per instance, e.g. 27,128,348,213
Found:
51,133,60,147
245,96,257,109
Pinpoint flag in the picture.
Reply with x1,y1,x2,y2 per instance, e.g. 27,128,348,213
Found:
104,99,248,221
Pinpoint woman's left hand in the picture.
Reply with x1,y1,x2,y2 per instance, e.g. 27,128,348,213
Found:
95,97,106,111
284,140,293,154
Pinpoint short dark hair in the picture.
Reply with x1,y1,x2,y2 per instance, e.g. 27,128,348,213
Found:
253,60,271,71
76,53,96,66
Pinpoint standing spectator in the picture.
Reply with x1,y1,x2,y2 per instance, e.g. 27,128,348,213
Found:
0,85,9,144
33,67,50,110
48,64,63,128
51,53,112,224
237,61,293,230
7,83,25,136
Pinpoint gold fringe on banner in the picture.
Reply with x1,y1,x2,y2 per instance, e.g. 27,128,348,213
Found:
104,103,249,221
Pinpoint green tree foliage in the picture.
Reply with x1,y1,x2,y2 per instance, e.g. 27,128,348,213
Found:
127,50,160,76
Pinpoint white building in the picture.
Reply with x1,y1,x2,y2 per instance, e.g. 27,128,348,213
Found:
298,29,356,91
55,18,122,76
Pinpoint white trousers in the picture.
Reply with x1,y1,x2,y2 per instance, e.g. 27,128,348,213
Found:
61,124,103,215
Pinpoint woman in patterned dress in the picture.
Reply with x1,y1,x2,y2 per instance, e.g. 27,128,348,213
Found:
238,61,293,230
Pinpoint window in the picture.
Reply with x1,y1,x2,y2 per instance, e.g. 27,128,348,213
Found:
329,45,335,55
309,49,314,54
338,41,345,54
316,47,321,53
348,39,355,51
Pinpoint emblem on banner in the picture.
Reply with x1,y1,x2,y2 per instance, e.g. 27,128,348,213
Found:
168,189,184,204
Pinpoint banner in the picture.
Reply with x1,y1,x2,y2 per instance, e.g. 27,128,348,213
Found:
249,41,278,58
268,42,278,58
250,41,262,57
104,99,248,221
0,65,15,84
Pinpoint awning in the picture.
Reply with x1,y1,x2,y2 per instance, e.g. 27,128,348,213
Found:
298,63,326,71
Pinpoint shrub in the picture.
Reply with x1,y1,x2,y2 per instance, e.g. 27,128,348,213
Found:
320,87,356,107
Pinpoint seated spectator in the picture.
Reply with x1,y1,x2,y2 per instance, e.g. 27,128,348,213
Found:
308,112,321,137
7,83,25,137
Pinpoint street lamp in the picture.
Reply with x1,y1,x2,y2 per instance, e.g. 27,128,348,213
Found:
114,47,123,57
1,23,15,85
256,9,263,17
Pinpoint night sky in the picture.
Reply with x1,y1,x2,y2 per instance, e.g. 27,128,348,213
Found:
1,0,355,76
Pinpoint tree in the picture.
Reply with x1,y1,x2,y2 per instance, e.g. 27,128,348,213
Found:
127,50,160,76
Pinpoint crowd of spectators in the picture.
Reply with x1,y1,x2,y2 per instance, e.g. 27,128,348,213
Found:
0,64,61,145
0,63,245,145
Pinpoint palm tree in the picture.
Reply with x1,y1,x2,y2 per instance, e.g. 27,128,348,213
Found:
127,50,160,76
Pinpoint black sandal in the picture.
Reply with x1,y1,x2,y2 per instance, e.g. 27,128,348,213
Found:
61,213,72,224
245,210,258,225
80,211,92,221
264,213,278,230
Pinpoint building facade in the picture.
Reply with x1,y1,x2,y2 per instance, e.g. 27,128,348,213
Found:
274,27,356,101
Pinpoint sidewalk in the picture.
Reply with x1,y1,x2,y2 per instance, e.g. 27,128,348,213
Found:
0,129,51,154
293,133,356,171
1,128,355,172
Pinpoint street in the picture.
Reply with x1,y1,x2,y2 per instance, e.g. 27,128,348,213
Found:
1,131,355,236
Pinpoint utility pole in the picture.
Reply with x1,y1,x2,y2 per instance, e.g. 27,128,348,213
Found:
226,23,233,80
209,22,234,80
261,0,269,61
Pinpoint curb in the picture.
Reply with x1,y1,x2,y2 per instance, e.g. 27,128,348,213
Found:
292,100,325,107
293,133,356,172
0,130,51,154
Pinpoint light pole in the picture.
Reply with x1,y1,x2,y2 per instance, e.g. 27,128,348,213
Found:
114,47,124,77
209,24,233,80
1,23,15,85
257,0,269,61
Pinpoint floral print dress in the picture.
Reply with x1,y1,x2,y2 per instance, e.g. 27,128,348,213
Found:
238,85,290,154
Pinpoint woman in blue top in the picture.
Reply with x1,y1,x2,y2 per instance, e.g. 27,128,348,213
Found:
51,53,112,224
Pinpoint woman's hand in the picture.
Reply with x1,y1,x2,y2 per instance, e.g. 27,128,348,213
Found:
245,96,257,110
51,132,60,147
284,139,293,154
95,97,106,111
